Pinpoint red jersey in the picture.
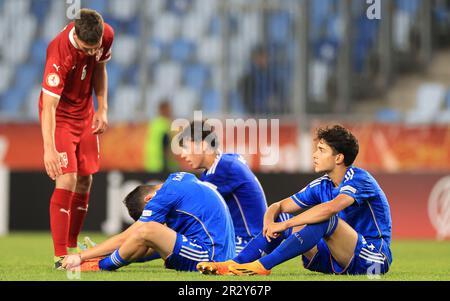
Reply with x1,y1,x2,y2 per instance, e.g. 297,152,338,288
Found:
39,22,114,125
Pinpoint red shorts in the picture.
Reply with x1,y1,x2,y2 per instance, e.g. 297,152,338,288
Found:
55,124,100,176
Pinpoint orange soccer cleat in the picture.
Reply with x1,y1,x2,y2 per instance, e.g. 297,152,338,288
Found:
77,258,102,272
228,260,271,276
196,260,237,275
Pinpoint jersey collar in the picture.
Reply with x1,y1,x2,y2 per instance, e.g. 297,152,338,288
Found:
206,151,223,176
69,27,80,50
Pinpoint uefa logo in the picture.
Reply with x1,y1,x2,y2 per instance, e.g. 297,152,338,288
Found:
428,176,450,240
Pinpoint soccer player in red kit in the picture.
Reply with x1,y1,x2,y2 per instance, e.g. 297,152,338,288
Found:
39,9,114,269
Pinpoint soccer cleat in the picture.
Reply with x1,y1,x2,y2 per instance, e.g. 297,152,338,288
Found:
78,258,102,272
83,237,97,248
54,256,65,270
196,260,236,275
228,260,271,276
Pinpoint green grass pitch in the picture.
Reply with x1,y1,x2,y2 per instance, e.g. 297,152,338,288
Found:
0,233,449,281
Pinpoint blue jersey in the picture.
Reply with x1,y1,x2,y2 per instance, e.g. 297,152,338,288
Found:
291,166,392,262
139,172,236,262
200,153,267,239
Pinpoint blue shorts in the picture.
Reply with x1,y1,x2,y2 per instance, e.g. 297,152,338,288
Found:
165,233,211,272
302,234,391,275
235,235,252,256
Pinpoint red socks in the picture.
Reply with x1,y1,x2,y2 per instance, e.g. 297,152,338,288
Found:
50,189,73,257
68,192,90,248
50,189,90,256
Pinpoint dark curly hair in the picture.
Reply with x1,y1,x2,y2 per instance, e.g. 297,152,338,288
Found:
316,125,359,167
178,120,218,150
123,184,160,221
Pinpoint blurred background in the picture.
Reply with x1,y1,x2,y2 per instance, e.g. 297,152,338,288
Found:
0,0,449,241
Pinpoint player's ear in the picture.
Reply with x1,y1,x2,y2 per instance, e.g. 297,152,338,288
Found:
335,153,345,165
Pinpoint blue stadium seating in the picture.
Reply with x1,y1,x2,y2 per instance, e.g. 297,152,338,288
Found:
202,89,222,114
170,39,196,63
184,64,209,91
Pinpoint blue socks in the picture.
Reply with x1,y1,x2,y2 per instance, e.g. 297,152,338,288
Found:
234,227,293,264
259,216,338,270
99,249,130,271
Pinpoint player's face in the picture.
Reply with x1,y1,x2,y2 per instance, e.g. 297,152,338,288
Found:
74,34,103,56
313,140,338,173
180,141,205,169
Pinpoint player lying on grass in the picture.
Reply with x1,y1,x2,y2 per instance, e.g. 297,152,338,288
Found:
178,120,291,255
197,125,393,276
62,172,235,272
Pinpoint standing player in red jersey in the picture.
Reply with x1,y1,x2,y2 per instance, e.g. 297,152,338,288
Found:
38,8,114,269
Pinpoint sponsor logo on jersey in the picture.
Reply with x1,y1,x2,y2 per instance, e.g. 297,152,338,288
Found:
60,152,68,168
46,73,60,87
81,65,87,80
142,210,152,217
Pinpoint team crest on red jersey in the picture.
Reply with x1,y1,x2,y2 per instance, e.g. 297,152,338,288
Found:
60,152,69,168
46,73,60,87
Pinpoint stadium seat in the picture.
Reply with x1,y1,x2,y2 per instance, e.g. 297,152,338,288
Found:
197,37,223,64
24,84,41,121
30,0,51,22
181,11,209,40
170,38,196,63
202,89,222,114
268,11,292,44
173,87,198,118
183,64,209,91
30,39,48,66
0,87,27,114
147,39,167,64
15,64,40,92
376,108,402,123
155,62,182,92
228,90,245,115
106,62,124,99
167,0,193,16
109,0,139,21
406,83,446,124
152,13,180,43
3,0,31,16
110,85,141,122
0,64,13,94
112,35,138,66
84,0,108,14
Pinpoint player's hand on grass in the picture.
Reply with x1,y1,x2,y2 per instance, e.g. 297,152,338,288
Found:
92,110,108,135
44,148,64,180
62,254,82,271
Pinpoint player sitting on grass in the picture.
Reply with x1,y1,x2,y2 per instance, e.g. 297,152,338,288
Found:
179,120,291,255
197,125,393,276
62,172,235,272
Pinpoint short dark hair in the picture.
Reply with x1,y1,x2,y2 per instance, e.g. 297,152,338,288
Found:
74,9,104,45
179,120,218,149
123,185,158,221
316,125,359,166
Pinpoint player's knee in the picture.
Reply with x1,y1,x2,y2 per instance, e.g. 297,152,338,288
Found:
56,173,77,190
76,175,93,192
138,222,160,242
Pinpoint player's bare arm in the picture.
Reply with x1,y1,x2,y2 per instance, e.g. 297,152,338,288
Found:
62,221,145,269
41,93,64,180
265,194,355,241
92,62,108,135
263,197,303,239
